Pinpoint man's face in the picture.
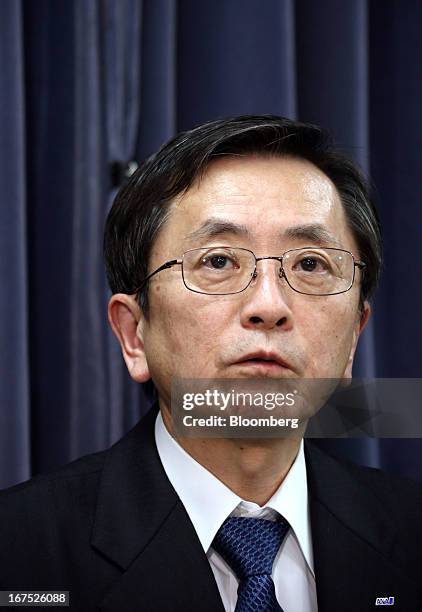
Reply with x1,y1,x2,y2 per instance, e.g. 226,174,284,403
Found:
138,156,368,409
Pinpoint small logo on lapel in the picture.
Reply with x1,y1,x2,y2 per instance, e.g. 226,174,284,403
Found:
375,596,395,605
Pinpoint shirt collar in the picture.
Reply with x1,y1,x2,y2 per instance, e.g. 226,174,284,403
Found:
154,411,314,574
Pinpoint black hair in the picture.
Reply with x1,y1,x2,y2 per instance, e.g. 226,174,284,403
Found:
104,115,382,314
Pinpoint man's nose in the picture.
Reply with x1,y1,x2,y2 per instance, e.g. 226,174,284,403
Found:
239,260,293,331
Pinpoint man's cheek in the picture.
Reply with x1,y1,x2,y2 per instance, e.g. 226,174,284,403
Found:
325,328,356,374
162,303,217,359
307,321,352,374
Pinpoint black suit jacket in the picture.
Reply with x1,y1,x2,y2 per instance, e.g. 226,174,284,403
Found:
1,405,421,611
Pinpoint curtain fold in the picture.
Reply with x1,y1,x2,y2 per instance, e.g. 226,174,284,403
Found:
177,0,297,128
71,0,108,457
0,0,30,488
137,0,177,159
102,0,145,443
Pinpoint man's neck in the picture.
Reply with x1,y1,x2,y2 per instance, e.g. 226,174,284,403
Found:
161,408,301,506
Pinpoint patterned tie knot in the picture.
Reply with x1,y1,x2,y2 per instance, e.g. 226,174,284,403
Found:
212,516,290,581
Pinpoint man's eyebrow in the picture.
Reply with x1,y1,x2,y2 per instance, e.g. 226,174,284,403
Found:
284,224,342,248
184,219,250,243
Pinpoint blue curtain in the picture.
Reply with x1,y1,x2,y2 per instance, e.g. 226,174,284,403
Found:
1,0,421,488
0,0,30,487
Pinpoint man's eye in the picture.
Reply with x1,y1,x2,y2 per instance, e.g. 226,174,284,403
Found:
298,257,327,272
201,254,238,270
211,255,228,269
300,257,317,272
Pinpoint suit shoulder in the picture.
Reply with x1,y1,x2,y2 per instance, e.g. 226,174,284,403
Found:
0,449,107,515
347,459,422,520
333,451,422,498
306,441,422,520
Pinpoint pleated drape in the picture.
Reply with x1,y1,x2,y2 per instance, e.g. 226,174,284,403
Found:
0,0,30,488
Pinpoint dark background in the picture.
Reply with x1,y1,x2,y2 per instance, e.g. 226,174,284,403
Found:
1,0,421,489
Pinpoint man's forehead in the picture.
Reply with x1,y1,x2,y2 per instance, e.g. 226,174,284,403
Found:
180,154,338,206
161,156,351,249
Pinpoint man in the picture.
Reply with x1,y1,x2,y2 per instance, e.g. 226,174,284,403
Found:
1,116,421,611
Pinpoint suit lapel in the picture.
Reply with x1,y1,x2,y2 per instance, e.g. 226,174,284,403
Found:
305,442,421,611
91,405,224,612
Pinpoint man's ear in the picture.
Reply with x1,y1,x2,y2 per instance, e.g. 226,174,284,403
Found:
343,300,371,379
107,294,151,383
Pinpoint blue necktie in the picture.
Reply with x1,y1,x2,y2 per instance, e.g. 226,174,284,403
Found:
212,516,290,612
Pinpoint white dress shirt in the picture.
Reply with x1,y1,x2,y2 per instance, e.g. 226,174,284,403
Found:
155,412,318,612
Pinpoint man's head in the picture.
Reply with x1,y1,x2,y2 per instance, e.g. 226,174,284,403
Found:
104,115,382,410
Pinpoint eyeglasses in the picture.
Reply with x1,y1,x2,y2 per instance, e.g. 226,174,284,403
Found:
135,246,366,297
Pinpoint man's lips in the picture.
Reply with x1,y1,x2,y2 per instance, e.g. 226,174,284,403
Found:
233,351,292,370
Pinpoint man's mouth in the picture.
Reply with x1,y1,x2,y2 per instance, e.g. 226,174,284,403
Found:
233,351,292,371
